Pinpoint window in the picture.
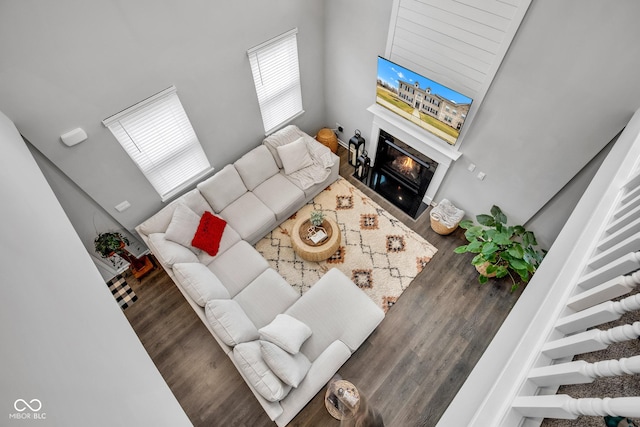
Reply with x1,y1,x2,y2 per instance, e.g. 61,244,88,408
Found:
248,28,303,135
103,86,212,201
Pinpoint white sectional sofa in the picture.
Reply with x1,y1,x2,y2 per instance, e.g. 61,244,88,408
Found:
135,126,385,426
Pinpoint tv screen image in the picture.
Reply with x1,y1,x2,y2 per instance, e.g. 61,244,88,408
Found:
376,56,473,145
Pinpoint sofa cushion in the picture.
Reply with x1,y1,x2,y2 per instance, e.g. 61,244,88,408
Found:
196,224,241,265
277,137,314,175
285,268,385,361
173,263,230,306
252,174,305,222
260,340,311,388
234,145,280,191
137,189,212,236
219,192,276,243
208,240,270,297
259,314,312,354
233,268,300,329
164,204,201,251
148,233,199,267
197,165,247,213
191,211,227,256
234,341,292,402
263,125,306,168
205,299,259,346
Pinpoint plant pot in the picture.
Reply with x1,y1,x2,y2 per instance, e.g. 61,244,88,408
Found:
475,262,498,278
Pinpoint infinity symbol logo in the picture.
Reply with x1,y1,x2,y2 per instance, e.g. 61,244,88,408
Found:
14,399,42,412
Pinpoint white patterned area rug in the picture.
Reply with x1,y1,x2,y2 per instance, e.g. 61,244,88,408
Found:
254,177,438,313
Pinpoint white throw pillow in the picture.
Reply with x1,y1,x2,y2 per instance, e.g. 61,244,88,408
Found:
148,233,199,267
234,341,292,402
259,314,312,354
276,137,314,175
173,263,230,307
164,204,200,250
205,299,259,346
260,340,311,388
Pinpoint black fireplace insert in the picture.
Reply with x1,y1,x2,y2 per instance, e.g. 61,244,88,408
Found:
368,130,438,218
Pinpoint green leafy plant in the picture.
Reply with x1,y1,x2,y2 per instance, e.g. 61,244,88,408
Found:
453,205,546,292
94,231,129,258
310,210,325,227
95,231,149,271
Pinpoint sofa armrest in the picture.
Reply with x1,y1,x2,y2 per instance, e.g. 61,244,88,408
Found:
276,340,351,427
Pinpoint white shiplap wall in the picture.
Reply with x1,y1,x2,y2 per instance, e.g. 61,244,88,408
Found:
385,0,531,141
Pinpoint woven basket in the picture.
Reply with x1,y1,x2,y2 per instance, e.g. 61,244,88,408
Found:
475,261,498,278
429,199,464,235
430,215,457,235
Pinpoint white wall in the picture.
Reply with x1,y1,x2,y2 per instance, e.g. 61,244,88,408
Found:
324,0,394,146
325,0,640,245
436,0,640,227
27,142,145,279
0,111,190,426
4,1,640,250
0,0,325,232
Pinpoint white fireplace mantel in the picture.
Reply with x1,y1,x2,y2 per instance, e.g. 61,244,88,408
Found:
367,104,461,206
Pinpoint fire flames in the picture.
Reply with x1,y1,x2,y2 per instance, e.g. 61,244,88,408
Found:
396,156,416,174
391,155,420,181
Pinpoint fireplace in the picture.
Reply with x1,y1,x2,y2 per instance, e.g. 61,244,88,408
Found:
369,130,438,218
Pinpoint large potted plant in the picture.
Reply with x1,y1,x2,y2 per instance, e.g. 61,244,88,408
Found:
454,205,546,291
95,231,153,278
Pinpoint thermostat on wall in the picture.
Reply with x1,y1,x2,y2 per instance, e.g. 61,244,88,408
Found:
60,128,88,146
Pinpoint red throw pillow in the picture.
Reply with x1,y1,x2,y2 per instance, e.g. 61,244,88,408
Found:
191,211,227,256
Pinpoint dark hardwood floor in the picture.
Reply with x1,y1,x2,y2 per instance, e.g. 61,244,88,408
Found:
123,145,522,427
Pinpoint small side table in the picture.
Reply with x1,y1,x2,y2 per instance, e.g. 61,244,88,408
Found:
325,379,360,420
316,128,338,153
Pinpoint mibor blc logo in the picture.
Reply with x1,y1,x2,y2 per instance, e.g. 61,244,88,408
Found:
9,399,46,420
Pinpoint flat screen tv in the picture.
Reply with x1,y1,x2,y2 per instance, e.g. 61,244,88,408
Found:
376,56,473,146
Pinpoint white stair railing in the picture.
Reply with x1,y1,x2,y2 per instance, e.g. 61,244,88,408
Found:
527,355,640,387
512,395,640,419
437,108,640,427
557,292,640,334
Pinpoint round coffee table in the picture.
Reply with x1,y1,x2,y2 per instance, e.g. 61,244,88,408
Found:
290,216,341,262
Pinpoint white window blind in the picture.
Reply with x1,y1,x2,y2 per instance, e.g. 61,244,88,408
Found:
248,28,304,135
103,86,212,201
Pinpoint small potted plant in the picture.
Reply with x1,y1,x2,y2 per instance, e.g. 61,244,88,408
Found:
95,231,152,277
454,205,546,291
310,210,325,228
94,231,130,258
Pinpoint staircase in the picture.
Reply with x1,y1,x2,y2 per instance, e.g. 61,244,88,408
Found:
437,109,640,426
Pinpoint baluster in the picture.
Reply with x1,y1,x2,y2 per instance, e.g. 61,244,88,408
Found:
578,252,640,290
528,355,640,387
598,217,640,250
542,321,640,359
615,193,640,220
513,395,640,419
622,168,640,193
589,230,640,269
559,292,640,334
607,204,640,234
568,271,640,311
